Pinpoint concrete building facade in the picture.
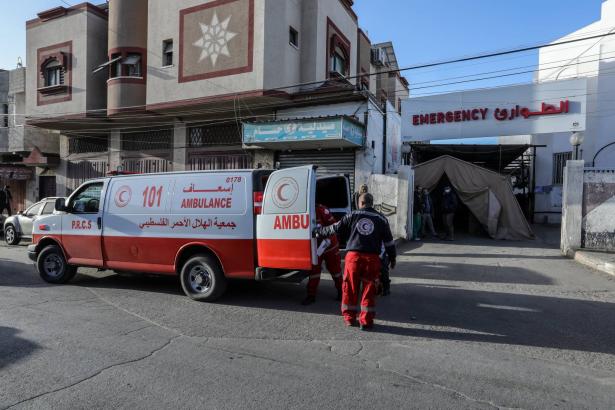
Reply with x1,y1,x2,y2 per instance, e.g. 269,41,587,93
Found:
0,64,60,211
22,0,408,196
531,0,615,223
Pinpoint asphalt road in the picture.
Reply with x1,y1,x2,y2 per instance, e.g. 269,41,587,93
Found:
2,228,615,409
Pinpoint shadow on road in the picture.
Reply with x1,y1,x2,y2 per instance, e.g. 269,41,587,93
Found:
406,261,554,285
3,233,614,356
409,252,562,261
0,258,50,288
0,326,41,370
370,282,615,355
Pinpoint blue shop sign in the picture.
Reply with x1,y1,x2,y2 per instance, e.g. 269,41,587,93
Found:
243,117,365,147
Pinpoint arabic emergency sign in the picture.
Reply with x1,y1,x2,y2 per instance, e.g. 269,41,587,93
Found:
401,78,587,141
242,116,365,147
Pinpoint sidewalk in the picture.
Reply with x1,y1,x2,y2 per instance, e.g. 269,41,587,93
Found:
573,250,615,276
530,224,615,277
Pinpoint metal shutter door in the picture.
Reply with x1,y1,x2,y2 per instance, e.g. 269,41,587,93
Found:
277,150,356,191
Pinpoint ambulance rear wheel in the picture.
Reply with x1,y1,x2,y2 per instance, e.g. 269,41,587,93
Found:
37,245,77,284
180,254,227,302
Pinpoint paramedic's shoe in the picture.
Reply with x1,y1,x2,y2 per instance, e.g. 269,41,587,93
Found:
301,295,316,306
344,318,357,327
359,324,373,331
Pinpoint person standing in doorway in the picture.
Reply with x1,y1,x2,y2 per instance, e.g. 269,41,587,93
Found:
353,184,369,210
302,203,343,305
441,186,458,241
421,188,437,239
1,185,13,216
412,186,423,241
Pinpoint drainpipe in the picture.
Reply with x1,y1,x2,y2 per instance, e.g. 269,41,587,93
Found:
382,105,387,174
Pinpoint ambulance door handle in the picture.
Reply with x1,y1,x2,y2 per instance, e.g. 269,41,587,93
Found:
97,217,102,230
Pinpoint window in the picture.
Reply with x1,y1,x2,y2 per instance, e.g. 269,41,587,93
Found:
2,104,7,128
163,40,173,66
69,182,103,214
331,45,348,76
43,59,64,87
289,27,299,48
25,202,43,217
42,201,55,215
124,53,142,77
552,151,572,185
110,53,122,78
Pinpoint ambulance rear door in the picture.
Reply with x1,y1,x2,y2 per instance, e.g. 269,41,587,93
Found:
316,174,351,220
256,165,317,270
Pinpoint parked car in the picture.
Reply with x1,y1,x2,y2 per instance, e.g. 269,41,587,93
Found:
4,198,61,246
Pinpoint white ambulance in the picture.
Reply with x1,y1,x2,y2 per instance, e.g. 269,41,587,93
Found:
27,166,351,301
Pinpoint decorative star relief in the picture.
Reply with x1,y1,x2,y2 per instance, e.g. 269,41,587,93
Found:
193,12,238,66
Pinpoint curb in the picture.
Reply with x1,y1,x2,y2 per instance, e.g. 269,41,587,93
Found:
573,251,615,276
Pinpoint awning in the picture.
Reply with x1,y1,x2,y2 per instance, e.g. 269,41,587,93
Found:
410,144,530,172
92,55,122,74
243,116,365,150
122,54,141,65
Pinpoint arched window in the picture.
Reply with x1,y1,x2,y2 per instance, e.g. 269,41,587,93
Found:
43,59,64,87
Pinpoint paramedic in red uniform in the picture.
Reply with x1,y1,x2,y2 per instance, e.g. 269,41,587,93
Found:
302,204,342,305
315,193,396,330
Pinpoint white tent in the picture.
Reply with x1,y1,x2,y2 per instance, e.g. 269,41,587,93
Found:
413,155,534,240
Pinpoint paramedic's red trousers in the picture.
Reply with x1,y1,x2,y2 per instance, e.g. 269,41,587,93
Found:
342,251,381,326
307,250,342,296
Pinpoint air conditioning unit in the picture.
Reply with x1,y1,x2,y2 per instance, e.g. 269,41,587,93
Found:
371,48,387,66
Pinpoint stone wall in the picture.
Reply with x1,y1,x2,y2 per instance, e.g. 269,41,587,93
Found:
582,169,615,251
368,167,412,240
561,161,615,255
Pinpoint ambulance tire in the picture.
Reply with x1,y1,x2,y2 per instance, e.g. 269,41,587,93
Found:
37,245,77,284
180,254,227,302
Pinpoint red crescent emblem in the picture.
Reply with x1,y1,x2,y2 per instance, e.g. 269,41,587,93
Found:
276,183,289,202
114,185,132,208
271,177,299,209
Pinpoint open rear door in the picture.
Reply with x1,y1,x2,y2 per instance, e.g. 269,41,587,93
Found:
316,175,351,220
257,166,316,270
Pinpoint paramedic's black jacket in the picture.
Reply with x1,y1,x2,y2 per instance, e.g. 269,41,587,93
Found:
316,207,396,261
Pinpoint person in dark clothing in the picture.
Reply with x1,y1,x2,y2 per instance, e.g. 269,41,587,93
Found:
379,244,391,296
352,184,369,211
421,188,437,238
441,186,458,241
0,185,12,216
315,193,396,330
412,186,423,240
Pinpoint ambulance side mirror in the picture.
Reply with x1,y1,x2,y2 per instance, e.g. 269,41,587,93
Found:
55,198,67,212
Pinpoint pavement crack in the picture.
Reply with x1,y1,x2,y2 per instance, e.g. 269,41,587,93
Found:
371,359,522,410
84,287,185,336
352,341,365,357
4,335,181,410
199,342,301,368
1,300,51,310
121,324,155,336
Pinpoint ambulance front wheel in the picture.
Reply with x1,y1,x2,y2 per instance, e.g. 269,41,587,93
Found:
37,245,77,284
180,254,227,302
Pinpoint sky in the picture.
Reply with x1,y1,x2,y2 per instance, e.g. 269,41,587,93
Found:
0,0,605,143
